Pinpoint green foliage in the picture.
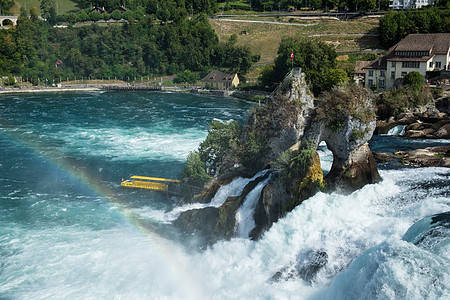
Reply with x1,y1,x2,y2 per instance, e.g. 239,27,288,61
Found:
198,120,242,167
323,68,349,91
272,149,293,170
379,8,450,47
40,0,57,25
351,128,366,140
0,0,14,13
262,36,337,96
287,150,314,180
0,10,254,82
174,70,200,84
316,85,374,130
2,75,16,86
347,0,377,11
181,151,211,187
403,71,424,91
430,87,443,99
240,126,269,170
376,86,434,120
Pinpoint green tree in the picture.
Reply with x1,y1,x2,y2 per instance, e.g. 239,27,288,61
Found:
198,120,242,168
0,0,14,14
89,11,102,22
323,68,349,91
111,9,122,20
174,69,200,84
403,71,424,90
40,0,57,25
266,37,337,95
182,151,211,187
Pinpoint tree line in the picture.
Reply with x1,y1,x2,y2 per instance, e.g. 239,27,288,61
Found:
0,8,257,84
379,6,450,47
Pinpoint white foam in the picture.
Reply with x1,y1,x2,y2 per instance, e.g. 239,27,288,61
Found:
317,141,333,174
235,174,272,238
2,167,449,299
386,125,406,136
52,126,207,161
162,170,270,222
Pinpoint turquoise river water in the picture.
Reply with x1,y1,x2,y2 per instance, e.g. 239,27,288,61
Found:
0,91,449,299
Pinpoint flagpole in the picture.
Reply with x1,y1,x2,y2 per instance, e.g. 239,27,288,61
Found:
290,50,294,70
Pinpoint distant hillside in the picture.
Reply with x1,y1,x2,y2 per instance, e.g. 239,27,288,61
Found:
10,0,78,15
209,16,381,66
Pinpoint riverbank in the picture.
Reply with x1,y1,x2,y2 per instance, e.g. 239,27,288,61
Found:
0,85,102,94
0,84,269,103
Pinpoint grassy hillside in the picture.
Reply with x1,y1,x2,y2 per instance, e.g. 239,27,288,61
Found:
209,16,381,66
10,0,78,15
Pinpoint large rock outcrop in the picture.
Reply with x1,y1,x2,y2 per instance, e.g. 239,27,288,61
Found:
174,70,381,246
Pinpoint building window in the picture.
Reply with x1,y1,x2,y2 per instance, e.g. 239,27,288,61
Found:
402,61,420,68
436,62,442,68
368,70,374,76
395,51,429,57
429,62,433,68
379,80,385,88
368,79,373,86
401,72,407,77
380,71,385,77
391,71,395,79
391,62,395,68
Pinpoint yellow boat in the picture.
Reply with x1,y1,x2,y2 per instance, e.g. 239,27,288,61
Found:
121,175,181,191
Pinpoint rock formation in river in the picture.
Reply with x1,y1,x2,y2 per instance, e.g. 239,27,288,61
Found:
175,70,381,245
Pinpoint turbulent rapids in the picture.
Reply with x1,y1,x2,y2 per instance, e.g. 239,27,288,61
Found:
0,91,449,299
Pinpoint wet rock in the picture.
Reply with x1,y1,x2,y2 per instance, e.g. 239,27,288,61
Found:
404,129,436,139
296,250,328,283
175,72,381,243
435,97,450,114
434,123,450,139
375,120,396,135
174,172,271,246
372,152,394,163
395,146,450,167
270,249,328,284
325,143,381,193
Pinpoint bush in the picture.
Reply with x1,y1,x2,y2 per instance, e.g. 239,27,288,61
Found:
198,120,242,167
174,70,200,84
376,86,433,120
403,71,424,90
316,85,375,130
181,151,210,187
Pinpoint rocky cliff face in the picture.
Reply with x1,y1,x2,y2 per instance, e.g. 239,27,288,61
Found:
174,70,381,246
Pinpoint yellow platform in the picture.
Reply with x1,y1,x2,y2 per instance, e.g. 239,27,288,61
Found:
121,175,181,191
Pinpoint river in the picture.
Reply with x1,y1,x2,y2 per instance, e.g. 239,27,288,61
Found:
0,91,449,299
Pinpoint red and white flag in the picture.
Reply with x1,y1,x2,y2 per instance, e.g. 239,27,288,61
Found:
290,50,294,61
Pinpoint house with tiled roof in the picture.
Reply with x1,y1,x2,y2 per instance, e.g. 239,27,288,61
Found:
354,61,371,86
364,33,450,91
201,70,239,90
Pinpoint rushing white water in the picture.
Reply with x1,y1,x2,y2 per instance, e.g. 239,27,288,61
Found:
115,167,450,299
53,125,207,161
1,93,449,299
235,174,273,238
142,169,271,223
317,141,333,175
386,125,406,136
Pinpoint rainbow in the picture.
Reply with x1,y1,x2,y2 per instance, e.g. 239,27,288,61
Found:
0,119,205,299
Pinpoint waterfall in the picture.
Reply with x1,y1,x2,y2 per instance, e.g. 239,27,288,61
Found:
386,125,406,136
163,169,270,222
235,174,273,238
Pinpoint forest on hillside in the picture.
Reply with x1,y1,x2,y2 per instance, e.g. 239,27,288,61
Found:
0,9,258,84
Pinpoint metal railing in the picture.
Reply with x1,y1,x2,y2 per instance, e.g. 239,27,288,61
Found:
268,67,302,99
